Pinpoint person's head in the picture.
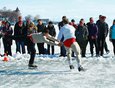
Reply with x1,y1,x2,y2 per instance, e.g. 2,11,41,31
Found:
18,21,23,27
99,15,102,20
62,16,66,21
37,19,43,25
29,22,34,28
79,19,85,26
48,21,53,27
101,16,106,22
18,16,22,22
71,19,75,23
63,18,69,25
89,17,94,24
26,18,31,24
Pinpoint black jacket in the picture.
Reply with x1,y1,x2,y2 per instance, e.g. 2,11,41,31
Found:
37,24,45,33
14,22,26,41
96,20,108,39
47,25,56,37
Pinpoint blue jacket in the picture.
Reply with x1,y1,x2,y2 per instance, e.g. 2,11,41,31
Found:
110,25,115,39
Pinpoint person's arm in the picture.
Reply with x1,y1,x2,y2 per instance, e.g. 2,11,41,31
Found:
47,34,59,42
43,36,59,46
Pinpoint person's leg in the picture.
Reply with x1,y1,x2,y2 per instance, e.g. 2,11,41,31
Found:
71,42,84,71
89,39,94,56
101,38,105,56
40,43,45,54
112,39,115,55
51,45,54,55
16,41,21,53
28,43,36,65
94,39,99,56
7,44,12,56
65,46,74,69
60,45,66,56
47,44,50,55
71,42,81,68
37,43,44,54
83,40,88,57
2,39,7,54
15,41,18,53
97,38,101,56
21,42,25,54
104,41,109,53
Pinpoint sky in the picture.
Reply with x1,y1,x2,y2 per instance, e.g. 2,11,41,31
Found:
0,0,115,22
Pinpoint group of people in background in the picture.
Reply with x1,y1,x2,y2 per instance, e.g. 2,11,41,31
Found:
58,15,115,58
0,15,115,69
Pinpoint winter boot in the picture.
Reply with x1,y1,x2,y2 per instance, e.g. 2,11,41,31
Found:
28,64,37,68
69,65,74,69
78,66,85,71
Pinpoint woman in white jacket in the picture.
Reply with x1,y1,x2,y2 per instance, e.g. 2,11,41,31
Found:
57,18,84,71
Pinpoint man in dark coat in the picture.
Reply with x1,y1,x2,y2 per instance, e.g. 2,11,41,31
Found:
46,21,56,55
14,16,26,54
96,16,108,56
36,19,45,54
87,17,98,57
58,16,66,57
75,19,89,57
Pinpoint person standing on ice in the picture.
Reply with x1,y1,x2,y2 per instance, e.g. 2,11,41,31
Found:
75,19,89,57
96,15,110,54
46,21,56,55
87,17,98,57
58,16,66,57
57,18,84,71
14,16,26,54
109,19,115,56
96,16,108,56
28,28,60,68
1,21,13,56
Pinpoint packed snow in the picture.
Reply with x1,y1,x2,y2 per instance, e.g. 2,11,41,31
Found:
0,25,115,88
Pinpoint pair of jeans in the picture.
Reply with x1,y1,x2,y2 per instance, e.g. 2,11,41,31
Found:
16,41,25,54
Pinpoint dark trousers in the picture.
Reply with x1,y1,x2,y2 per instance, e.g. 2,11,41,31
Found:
2,39,12,56
112,39,115,55
78,40,88,57
97,38,106,56
104,41,109,52
60,45,66,56
47,44,54,55
37,43,44,54
27,39,36,65
89,39,98,55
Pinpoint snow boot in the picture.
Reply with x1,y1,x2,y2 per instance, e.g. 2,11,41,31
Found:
78,66,85,72
28,64,37,68
69,65,74,69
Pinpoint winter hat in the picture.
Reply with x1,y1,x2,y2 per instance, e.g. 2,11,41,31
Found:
101,16,106,19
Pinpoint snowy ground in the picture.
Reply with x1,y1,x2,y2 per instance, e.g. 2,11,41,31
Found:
0,25,115,88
